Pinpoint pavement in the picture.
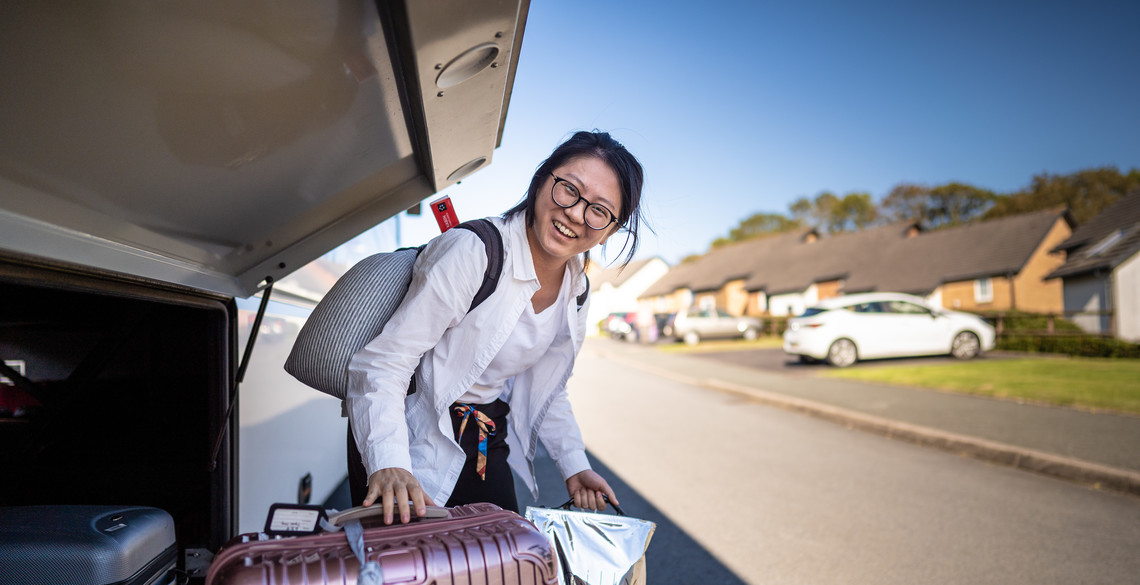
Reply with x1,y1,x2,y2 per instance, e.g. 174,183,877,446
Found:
581,338,1140,498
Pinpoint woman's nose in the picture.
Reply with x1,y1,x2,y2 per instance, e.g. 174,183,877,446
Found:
565,198,588,224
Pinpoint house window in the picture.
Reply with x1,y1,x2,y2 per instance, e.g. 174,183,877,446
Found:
975,278,993,303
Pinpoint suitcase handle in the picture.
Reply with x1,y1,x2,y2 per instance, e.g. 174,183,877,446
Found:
555,494,625,516
328,504,448,526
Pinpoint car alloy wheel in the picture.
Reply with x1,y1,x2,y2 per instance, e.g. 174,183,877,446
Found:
951,331,981,359
683,331,701,346
827,338,857,367
743,327,758,341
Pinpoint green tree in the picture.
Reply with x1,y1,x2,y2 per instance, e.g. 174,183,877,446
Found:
985,167,1140,224
790,191,876,233
881,183,933,223
831,192,878,232
710,212,800,248
789,192,838,232
880,182,994,228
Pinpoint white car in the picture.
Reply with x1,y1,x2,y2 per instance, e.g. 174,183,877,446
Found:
783,292,996,367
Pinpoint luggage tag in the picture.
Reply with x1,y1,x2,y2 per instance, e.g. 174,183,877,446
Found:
263,503,327,537
430,195,459,232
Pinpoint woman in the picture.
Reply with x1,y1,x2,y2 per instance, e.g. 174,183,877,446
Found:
346,131,646,524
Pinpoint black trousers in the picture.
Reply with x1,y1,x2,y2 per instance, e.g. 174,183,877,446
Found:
346,399,518,513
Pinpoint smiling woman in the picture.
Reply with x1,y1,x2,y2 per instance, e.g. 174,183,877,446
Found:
345,130,649,524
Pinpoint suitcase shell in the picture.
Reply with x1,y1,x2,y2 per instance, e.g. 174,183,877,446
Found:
206,503,558,585
0,505,178,585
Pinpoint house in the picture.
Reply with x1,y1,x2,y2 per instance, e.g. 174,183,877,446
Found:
640,208,1074,319
1046,190,1140,341
585,257,670,335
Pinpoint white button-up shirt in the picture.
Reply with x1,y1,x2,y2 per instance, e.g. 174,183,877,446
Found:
346,212,591,504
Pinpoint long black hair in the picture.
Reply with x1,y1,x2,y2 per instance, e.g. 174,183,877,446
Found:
505,130,647,268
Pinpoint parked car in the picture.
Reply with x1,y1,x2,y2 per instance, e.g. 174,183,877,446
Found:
670,308,763,345
603,312,637,340
783,292,996,367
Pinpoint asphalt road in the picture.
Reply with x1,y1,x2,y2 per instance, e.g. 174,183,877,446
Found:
519,340,1140,585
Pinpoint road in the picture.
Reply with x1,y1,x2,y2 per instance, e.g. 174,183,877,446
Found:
520,339,1140,585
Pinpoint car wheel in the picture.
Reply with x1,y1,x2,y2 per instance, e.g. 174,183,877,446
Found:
826,338,857,367
951,331,981,359
682,331,700,346
743,327,758,341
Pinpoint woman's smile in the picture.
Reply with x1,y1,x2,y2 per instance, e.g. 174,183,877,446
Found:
552,219,579,239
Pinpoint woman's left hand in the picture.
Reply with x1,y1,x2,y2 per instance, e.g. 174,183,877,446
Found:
565,469,619,511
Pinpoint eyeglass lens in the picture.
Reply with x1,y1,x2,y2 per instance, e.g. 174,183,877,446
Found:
552,179,614,230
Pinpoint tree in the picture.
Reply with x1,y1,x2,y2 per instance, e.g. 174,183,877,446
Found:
984,167,1140,224
710,212,800,249
789,191,876,233
831,192,878,233
881,183,933,223
880,182,994,228
789,192,838,232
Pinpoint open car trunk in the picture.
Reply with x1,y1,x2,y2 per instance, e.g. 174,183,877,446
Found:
0,261,236,552
0,0,529,578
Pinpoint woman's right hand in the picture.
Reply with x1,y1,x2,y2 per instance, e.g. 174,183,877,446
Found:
363,468,436,524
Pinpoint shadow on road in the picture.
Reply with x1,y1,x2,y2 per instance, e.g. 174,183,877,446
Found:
517,445,749,585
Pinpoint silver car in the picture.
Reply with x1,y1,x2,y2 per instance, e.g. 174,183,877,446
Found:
669,308,763,345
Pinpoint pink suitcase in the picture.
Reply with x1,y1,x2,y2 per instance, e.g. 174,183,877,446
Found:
206,503,558,585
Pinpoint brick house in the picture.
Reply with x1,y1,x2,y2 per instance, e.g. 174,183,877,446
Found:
640,208,1074,318
1046,191,1140,341
585,257,670,336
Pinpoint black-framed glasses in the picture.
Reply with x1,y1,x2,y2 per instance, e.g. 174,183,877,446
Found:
550,173,617,230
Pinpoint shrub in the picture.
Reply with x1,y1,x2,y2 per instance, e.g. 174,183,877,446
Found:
997,335,1140,358
980,310,1083,333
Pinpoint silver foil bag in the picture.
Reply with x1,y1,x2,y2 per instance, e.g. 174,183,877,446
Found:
525,505,656,585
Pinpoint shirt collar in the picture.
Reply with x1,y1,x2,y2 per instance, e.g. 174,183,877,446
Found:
503,212,586,297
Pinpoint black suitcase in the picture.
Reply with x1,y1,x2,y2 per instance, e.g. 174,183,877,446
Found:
0,505,178,585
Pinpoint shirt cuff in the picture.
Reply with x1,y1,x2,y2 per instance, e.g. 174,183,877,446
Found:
553,449,591,482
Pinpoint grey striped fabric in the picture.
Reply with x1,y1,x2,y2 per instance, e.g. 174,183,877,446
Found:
284,248,420,400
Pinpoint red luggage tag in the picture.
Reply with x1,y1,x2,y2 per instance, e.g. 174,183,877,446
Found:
430,195,459,233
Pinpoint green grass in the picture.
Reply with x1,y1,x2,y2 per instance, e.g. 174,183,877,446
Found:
822,357,1140,415
656,336,784,353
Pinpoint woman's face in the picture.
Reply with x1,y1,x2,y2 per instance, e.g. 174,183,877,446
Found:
527,155,622,270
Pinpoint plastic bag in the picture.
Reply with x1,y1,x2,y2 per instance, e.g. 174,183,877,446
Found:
525,498,656,585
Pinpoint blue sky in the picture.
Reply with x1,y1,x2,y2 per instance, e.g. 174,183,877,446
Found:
350,0,1140,267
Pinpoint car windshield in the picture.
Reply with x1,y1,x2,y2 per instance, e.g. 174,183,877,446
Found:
799,307,828,317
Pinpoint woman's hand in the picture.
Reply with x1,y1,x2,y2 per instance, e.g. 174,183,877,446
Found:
363,468,436,524
565,469,619,511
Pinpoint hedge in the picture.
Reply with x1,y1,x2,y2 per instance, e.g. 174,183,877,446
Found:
997,335,1140,359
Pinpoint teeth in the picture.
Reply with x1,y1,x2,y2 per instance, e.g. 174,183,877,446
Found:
554,220,577,238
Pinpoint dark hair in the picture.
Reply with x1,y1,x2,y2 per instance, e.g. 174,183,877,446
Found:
505,130,647,267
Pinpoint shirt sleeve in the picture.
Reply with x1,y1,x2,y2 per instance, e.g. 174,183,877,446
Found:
537,380,591,481
346,228,489,476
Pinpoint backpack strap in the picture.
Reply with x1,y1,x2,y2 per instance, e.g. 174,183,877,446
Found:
577,275,589,310
455,219,504,313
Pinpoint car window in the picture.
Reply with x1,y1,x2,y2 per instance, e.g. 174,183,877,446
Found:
884,301,930,314
850,302,883,313
716,310,732,318
800,307,828,317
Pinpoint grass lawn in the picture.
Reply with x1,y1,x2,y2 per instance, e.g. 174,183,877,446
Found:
822,357,1140,415
655,336,784,353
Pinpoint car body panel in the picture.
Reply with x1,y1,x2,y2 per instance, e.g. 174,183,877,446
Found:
0,0,526,298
